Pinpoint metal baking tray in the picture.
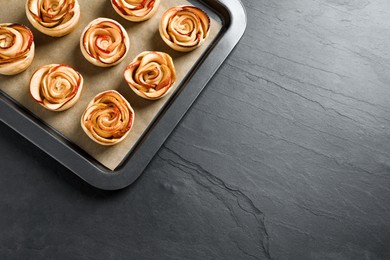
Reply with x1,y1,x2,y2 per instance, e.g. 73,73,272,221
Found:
0,0,247,190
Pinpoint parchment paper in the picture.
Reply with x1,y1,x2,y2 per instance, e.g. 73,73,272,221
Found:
0,0,222,170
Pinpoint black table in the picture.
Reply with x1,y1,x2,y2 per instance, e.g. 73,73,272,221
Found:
1,0,390,259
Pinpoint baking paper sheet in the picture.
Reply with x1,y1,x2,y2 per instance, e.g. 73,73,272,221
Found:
0,0,222,170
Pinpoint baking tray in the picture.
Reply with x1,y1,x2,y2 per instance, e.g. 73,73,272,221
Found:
0,0,247,190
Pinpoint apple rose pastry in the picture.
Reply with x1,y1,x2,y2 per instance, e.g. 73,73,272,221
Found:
26,0,80,37
159,6,210,52
111,0,160,22
80,18,129,67
81,90,134,145
30,64,83,111
0,23,35,75
124,51,176,100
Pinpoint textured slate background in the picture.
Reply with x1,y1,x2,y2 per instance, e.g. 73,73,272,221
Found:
1,0,390,259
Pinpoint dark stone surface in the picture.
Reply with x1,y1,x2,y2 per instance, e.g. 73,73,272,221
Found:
1,0,390,259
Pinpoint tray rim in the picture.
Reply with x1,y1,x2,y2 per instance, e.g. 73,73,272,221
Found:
0,0,247,190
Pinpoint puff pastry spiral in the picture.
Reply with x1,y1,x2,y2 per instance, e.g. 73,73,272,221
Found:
30,64,83,111
124,51,176,100
81,90,135,145
26,0,80,37
111,0,160,22
80,18,129,67
159,6,210,52
0,23,35,75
